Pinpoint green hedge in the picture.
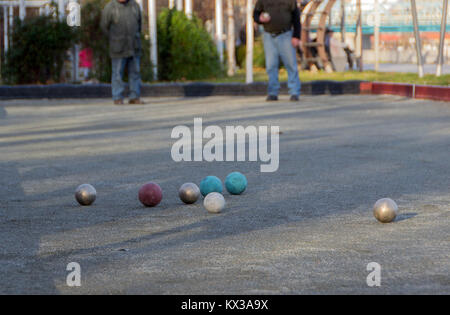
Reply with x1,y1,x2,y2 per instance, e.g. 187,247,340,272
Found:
1,15,77,84
236,38,266,69
2,3,223,84
157,9,222,81
81,5,221,82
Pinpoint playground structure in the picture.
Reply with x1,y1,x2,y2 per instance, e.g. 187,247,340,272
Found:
301,0,339,73
0,0,448,82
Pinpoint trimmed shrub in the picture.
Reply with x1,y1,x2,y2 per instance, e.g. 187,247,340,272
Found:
236,38,266,69
1,15,77,84
157,9,222,81
2,3,220,84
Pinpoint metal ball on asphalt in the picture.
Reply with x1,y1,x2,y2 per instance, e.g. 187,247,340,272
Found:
179,183,200,204
204,192,225,214
373,198,398,223
75,184,97,206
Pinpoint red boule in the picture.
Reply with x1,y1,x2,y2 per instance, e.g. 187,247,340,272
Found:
139,182,163,207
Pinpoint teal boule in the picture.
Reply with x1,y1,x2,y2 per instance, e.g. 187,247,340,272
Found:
199,176,223,197
225,172,247,195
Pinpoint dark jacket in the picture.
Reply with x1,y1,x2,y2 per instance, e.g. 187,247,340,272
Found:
253,0,301,39
101,0,142,59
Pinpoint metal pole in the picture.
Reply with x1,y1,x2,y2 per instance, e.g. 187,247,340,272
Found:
176,0,183,11
58,0,65,21
215,0,224,64
245,0,253,83
411,0,424,78
374,0,380,72
9,6,13,29
149,0,158,81
185,0,192,18
436,0,448,76
3,6,8,54
19,0,26,20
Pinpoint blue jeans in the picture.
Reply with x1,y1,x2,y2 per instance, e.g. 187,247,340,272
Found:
111,55,141,100
263,30,301,97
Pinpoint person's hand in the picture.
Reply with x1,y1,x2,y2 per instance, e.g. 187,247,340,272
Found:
259,13,271,24
291,38,301,48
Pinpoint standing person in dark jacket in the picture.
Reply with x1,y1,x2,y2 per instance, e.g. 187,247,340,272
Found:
254,0,302,102
101,0,144,105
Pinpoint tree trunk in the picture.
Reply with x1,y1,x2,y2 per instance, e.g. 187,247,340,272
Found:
340,0,346,43
411,0,424,77
436,0,448,76
355,0,363,71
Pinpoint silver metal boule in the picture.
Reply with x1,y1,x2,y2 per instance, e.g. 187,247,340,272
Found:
75,184,97,206
179,183,200,204
373,198,398,223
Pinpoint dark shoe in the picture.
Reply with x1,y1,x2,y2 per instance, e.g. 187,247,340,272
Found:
129,98,145,105
290,95,300,102
266,95,279,102
114,99,124,105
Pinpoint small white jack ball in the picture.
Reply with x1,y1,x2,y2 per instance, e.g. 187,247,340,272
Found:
204,192,225,214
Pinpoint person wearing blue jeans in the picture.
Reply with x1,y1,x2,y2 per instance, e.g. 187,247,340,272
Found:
101,0,144,105
254,0,302,102
111,55,141,103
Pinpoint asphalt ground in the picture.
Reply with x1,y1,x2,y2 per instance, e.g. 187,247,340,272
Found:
0,95,449,294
